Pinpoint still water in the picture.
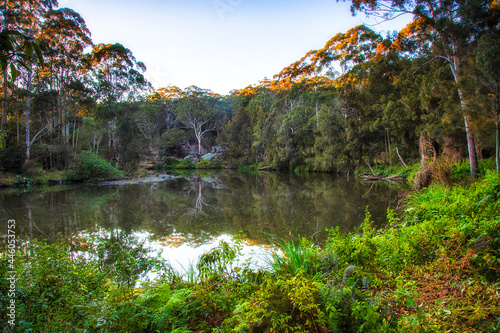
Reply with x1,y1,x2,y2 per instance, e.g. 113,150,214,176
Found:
1,171,400,269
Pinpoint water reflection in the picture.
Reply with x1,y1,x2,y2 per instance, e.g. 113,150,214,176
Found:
1,171,401,248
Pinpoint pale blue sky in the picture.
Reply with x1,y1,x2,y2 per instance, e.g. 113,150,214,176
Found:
61,0,411,95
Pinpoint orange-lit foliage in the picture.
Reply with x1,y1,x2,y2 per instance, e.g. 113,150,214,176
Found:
148,85,184,101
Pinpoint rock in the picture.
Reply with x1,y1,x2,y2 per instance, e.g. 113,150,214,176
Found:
201,153,216,161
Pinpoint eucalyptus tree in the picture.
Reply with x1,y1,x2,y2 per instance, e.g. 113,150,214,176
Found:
0,0,55,157
87,43,150,163
315,26,388,167
8,0,58,166
175,86,224,158
37,7,92,145
348,0,500,176
474,32,500,172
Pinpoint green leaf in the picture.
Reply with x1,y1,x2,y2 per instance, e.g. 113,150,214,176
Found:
32,42,45,67
9,63,17,81
25,41,33,58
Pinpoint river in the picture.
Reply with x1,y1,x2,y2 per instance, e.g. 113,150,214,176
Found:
0,171,401,271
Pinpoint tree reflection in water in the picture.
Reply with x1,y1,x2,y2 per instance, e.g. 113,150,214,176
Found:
0,171,401,250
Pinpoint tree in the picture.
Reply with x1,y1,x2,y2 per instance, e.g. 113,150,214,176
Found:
37,8,92,143
88,43,150,163
0,0,54,131
175,86,224,158
348,0,500,176
475,32,500,172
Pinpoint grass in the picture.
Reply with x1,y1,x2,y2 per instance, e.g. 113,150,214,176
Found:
265,236,321,276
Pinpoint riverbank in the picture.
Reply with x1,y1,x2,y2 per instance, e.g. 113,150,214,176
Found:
1,163,498,332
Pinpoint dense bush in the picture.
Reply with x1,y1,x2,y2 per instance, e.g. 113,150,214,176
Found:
0,145,26,173
70,152,123,180
163,156,177,166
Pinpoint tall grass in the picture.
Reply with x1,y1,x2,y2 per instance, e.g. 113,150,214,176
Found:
265,236,320,276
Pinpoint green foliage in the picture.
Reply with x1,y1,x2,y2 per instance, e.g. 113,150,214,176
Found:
163,156,200,169
320,279,395,333
163,156,177,166
236,163,260,174
450,158,496,183
325,208,378,270
174,158,195,169
195,158,221,169
323,172,500,331
197,240,246,282
10,175,33,188
1,174,499,332
1,239,108,332
267,237,321,276
224,273,327,332
70,152,123,180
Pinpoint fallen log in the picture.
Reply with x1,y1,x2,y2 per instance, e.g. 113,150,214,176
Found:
361,172,405,183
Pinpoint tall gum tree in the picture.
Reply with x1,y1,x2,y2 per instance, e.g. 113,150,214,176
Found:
174,86,224,158
0,0,54,148
278,25,387,167
348,0,500,176
88,43,150,164
16,0,57,166
38,7,92,144
474,31,500,173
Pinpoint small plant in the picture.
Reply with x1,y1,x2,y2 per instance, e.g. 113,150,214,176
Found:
163,156,177,167
174,158,195,169
224,273,326,332
195,158,213,169
266,237,321,276
197,240,251,283
11,175,33,187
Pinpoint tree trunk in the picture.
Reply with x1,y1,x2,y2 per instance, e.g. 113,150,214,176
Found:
451,55,478,178
198,135,202,158
2,70,7,130
25,66,33,167
1,0,8,131
496,119,499,174
463,110,478,178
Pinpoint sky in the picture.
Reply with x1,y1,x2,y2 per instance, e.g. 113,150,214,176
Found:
60,0,412,95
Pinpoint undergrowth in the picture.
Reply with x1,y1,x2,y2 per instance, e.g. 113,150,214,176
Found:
1,169,499,332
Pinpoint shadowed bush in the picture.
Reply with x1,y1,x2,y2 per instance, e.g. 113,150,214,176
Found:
70,152,123,180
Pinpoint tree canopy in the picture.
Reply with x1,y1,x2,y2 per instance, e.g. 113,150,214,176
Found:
0,0,499,176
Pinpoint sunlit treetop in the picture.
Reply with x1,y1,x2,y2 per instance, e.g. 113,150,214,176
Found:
148,85,184,101
148,85,222,101
38,8,92,72
273,25,385,92
231,85,258,97
89,43,146,72
275,49,319,82
41,8,92,49
315,25,385,73
390,16,433,54
183,85,222,99
230,77,281,98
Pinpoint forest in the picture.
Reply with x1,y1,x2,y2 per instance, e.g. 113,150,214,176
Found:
0,0,499,181
1,0,500,332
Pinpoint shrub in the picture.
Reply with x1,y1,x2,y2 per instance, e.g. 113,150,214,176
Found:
10,175,33,187
70,152,122,180
223,273,326,332
174,158,195,169
163,156,177,167
195,158,213,169
266,237,321,276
